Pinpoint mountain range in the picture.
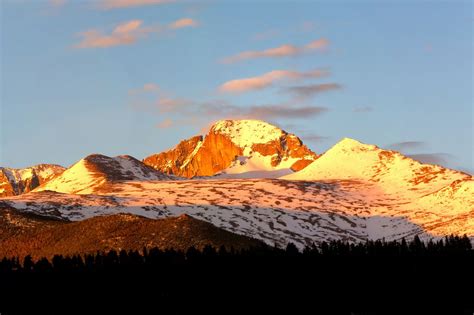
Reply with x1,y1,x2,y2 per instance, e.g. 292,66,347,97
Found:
0,119,472,252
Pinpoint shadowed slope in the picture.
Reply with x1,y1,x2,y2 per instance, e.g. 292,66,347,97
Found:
0,210,265,259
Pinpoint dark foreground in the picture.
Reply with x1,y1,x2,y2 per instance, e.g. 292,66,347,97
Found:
1,236,473,314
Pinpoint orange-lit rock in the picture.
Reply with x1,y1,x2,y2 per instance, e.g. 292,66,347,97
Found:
143,119,318,178
0,164,65,197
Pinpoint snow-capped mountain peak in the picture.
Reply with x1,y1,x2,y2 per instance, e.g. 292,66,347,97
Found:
144,119,318,178
330,137,375,151
211,119,285,148
282,137,470,198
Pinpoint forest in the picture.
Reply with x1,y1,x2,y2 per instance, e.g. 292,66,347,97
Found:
1,235,473,314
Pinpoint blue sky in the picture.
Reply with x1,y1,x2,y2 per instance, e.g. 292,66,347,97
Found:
1,0,472,173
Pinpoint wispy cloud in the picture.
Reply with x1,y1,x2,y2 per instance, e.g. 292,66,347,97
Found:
149,95,328,121
407,153,454,166
99,0,176,10
300,133,329,143
73,18,197,49
156,97,190,112
353,106,373,113
168,18,198,29
387,141,459,169
74,20,152,48
201,102,328,120
283,83,341,99
388,141,427,152
219,69,329,93
457,167,473,175
157,118,173,128
129,83,329,132
220,38,329,64
132,97,328,126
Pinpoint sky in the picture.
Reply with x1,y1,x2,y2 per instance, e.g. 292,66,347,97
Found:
0,0,472,173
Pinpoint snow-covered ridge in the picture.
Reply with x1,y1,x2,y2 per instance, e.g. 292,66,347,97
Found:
211,119,285,148
2,176,473,248
283,137,470,193
35,154,173,194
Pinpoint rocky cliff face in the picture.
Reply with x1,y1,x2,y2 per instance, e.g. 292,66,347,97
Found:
143,119,318,178
0,164,65,197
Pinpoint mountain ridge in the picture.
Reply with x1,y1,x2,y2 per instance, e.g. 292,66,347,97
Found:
34,154,174,194
0,119,472,249
0,164,65,197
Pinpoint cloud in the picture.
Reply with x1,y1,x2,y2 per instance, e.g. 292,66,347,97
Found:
387,141,459,169
74,20,152,48
217,104,328,119
219,69,329,93
129,84,329,133
197,100,328,121
157,118,173,128
143,83,160,92
283,83,342,99
300,133,329,143
353,106,373,113
220,38,329,64
388,141,427,152
74,18,197,49
457,167,473,175
133,92,328,121
407,153,454,166
99,0,176,9
156,97,190,112
168,18,198,29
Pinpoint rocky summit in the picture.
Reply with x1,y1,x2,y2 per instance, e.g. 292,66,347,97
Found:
143,119,317,178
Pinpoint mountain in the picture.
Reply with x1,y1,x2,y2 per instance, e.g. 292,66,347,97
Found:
0,209,264,259
282,137,470,196
143,119,318,178
34,154,174,194
0,164,65,197
283,137,473,239
0,123,472,249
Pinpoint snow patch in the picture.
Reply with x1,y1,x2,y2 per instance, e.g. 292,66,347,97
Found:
215,151,294,179
211,119,284,148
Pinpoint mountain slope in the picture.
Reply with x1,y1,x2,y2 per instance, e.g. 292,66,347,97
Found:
282,138,470,197
0,164,65,197
0,210,265,259
34,154,173,194
143,119,317,178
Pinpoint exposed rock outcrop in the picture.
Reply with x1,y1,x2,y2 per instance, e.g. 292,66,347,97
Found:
144,119,318,177
0,164,65,197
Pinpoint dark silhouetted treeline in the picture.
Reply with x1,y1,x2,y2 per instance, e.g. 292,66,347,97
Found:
1,235,473,314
